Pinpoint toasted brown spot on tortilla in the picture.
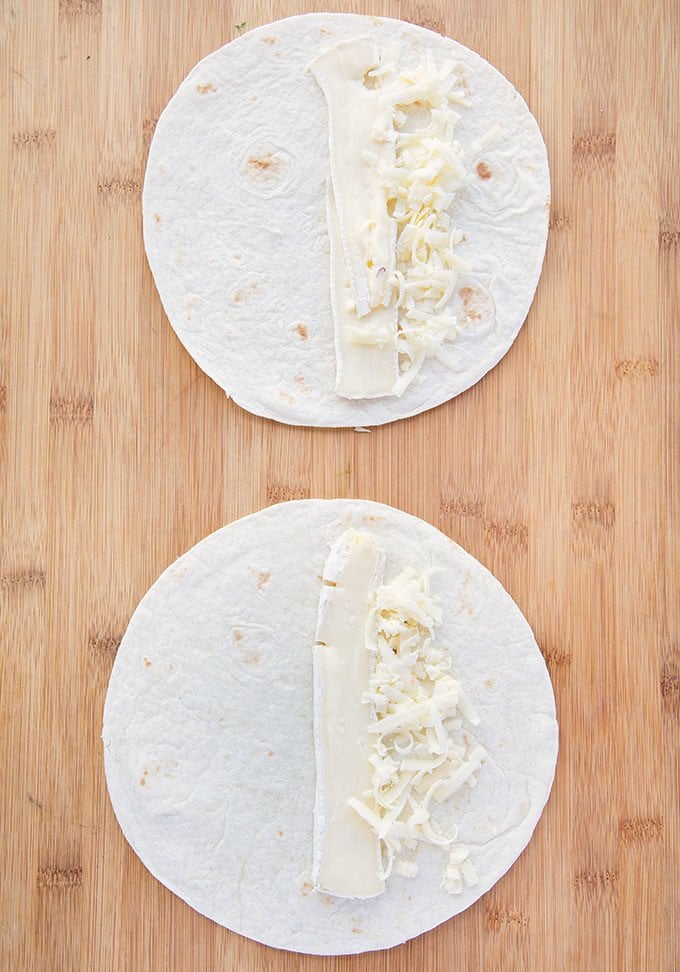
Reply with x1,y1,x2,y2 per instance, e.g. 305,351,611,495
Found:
257,570,271,589
476,161,493,180
300,880,314,895
614,357,659,378
153,213,161,224
293,323,308,341
143,657,152,668
459,286,483,322
233,629,243,643
453,65,471,95
242,649,261,666
267,750,274,757
263,36,277,44
247,153,279,172
232,280,258,304
278,391,295,404
277,830,284,837
484,678,495,689
139,777,146,785
352,926,364,934
196,82,216,94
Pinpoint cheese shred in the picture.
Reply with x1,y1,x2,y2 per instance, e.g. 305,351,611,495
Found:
348,566,485,893
359,53,472,395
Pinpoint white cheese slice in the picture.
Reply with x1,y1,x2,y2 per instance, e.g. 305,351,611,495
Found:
311,39,397,315
312,529,386,898
327,186,398,398
311,40,399,399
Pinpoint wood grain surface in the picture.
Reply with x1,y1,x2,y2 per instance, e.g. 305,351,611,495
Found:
1,1,678,969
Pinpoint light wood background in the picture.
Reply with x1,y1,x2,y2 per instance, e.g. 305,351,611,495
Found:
1,0,677,969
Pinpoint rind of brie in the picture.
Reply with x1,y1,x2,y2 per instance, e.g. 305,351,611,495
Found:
312,529,386,898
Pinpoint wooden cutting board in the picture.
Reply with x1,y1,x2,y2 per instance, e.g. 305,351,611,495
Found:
1,1,677,969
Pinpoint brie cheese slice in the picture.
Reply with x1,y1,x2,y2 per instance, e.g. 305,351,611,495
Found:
311,40,399,399
312,528,385,898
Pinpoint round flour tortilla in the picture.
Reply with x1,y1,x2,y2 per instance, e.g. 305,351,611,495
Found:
143,14,550,427
103,500,558,955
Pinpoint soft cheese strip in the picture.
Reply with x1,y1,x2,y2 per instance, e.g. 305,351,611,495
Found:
312,529,386,898
327,188,399,398
311,39,397,316
311,40,399,398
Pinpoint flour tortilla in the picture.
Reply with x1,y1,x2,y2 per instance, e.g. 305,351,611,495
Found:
143,14,550,427
103,500,558,955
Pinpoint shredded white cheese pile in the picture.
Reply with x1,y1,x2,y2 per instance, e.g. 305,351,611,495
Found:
347,567,485,893
362,53,471,395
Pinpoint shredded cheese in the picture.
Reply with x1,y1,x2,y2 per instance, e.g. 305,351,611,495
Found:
358,52,472,395
348,566,485,892
441,844,479,894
